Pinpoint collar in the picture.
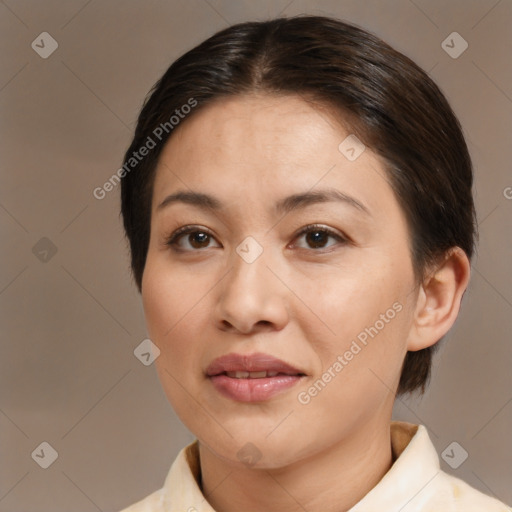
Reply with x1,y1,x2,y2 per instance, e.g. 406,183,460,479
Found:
160,421,439,511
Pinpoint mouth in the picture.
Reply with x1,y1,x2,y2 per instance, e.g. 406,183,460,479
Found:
206,352,306,402
221,370,301,378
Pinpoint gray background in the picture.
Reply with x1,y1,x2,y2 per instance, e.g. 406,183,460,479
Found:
1,0,511,510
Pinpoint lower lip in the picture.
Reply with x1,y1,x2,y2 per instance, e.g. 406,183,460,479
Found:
209,374,302,402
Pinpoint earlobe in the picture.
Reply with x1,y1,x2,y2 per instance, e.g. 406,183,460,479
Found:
407,247,471,352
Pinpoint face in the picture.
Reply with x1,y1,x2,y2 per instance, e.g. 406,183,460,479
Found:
142,94,419,468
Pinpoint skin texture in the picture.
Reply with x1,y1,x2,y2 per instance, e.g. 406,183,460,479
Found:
141,94,470,512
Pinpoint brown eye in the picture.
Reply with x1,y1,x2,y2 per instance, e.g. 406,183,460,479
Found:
188,232,210,248
293,225,347,250
305,230,330,248
166,227,221,251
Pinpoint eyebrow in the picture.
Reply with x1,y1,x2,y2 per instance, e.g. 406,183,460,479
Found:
157,191,222,212
275,189,371,216
156,188,371,216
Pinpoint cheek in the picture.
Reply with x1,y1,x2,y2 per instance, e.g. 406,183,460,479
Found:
291,262,412,384
141,263,209,418
294,303,410,431
141,260,207,361
293,262,404,335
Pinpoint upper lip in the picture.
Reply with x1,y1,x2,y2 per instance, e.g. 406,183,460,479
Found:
206,352,305,376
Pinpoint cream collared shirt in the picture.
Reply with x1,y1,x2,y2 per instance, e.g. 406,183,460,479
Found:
120,422,510,511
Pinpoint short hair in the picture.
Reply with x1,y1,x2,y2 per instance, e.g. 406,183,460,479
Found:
120,15,477,395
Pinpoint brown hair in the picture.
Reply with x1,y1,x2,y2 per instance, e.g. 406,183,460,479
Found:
120,15,477,395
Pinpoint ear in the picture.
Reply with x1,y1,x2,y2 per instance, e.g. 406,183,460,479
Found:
407,247,471,351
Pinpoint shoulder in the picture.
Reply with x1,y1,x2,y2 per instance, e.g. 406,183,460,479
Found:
118,488,164,512
358,422,511,512
435,470,511,511
117,440,203,512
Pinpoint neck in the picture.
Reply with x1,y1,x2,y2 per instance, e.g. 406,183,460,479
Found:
198,416,393,512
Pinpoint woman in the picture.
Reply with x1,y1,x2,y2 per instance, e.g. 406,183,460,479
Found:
119,15,510,512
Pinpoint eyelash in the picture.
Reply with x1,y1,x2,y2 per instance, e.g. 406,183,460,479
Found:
165,224,348,252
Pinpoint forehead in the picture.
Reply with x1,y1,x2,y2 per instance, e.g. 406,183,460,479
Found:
151,94,396,219
158,94,342,169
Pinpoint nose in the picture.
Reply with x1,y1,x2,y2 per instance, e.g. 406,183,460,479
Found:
214,252,290,335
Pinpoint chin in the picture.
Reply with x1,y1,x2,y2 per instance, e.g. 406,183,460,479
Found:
195,417,313,469
204,437,302,470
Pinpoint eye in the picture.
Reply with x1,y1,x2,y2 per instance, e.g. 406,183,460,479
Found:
166,226,221,251
292,224,347,250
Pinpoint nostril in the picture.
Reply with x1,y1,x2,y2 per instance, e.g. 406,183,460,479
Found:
221,319,233,330
217,316,281,335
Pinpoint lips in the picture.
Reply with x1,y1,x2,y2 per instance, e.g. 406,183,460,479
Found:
206,353,305,402
206,352,304,377
225,370,282,378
